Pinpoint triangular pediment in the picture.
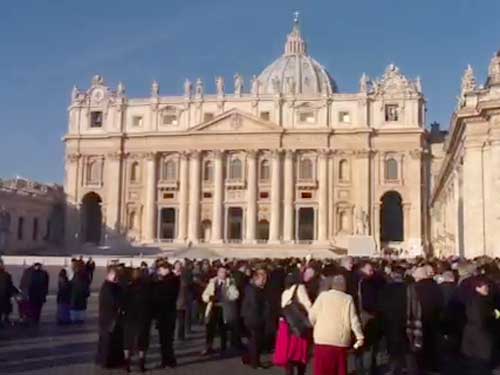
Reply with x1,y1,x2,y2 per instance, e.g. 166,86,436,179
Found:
189,109,283,134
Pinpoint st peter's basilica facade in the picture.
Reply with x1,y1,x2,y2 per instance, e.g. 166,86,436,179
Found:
64,18,429,255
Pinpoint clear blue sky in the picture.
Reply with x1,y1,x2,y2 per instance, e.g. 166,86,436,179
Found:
1,0,499,183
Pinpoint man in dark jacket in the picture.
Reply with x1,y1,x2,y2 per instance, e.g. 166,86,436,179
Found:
241,269,270,369
413,266,444,373
153,263,180,368
96,267,124,369
23,263,49,325
355,261,383,375
378,267,419,375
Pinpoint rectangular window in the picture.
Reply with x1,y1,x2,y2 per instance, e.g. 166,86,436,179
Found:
385,104,400,122
260,111,271,121
17,217,24,240
301,192,312,199
259,192,269,199
163,192,175,199
90,111,103,128
203,113,214,122
298,111,316,124
33,218,38,241
203,192,212,198
162,114,178,126
339,111,351,123
132,116,143,127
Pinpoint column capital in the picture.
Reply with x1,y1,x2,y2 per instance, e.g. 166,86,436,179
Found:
106,151,124,161
188,150,201,158
284,149,295,159
66,152,81,163
179,151,190,161
143,152,157,161
318,149,330,159
271,149,283,159
212,149,225,159
247,149,258,159
354,149,372,159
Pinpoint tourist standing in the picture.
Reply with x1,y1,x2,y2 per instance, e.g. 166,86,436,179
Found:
241,269,270,369
70,263,91,323
122,268,153,373
96,267,124,369
201,266,239,355
275,272,312,375
153,262,180,368
21,263,49,325
309,275,364,375
56,269,71,325
461,278,497,375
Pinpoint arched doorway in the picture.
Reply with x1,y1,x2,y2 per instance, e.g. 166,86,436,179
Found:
256,220,269,241
81,192,102,244
380,191,404,243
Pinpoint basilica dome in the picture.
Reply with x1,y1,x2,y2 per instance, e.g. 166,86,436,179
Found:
256,18,337,96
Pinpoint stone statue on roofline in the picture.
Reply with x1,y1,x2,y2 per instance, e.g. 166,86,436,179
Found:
251,75,260,96
195,78,203,98
234,73,244,96
183,79,192,98
215,76,225,97
151,80,160,97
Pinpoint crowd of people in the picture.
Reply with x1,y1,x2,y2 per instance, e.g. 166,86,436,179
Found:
1,254,500,375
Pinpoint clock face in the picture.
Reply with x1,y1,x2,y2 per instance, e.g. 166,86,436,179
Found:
92,88,104,103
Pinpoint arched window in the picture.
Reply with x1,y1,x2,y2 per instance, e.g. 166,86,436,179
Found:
385,158,398,181
87,160,100,184
203,160,214,182
339,210,349,232
259,159,270,181
339,159,349,181
163,160,177,181
130,162,140,183
299,158,313,180
229,158,242,180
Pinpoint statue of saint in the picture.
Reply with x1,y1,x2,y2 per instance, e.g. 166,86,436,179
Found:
360,73,369,93
251,75,260,95
117,82,125,96
183,79,192,98
215,76,225,97
151,80,160,97
71,85,79,101
195,78,203,98
234,73,244,96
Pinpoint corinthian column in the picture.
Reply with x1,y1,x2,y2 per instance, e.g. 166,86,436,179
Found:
177,152,189,242
212,150,224,243
144,152,157,242
188,150,201,243
269,149,282,243
283,150,294,242
317,149,329,243
245,150,258,243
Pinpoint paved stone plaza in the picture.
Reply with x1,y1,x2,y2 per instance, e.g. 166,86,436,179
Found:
0,293,281,375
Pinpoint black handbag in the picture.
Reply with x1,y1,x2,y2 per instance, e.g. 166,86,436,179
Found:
282,285,312,338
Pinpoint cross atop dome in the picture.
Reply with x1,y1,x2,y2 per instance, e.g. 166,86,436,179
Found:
285,11,307,56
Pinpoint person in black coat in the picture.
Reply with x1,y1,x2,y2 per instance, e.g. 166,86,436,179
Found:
0,261,15,326
56,269,71,325
462,278,497,375
96,267,124,369
378,267,419,375
22,263,49,325
413,266,444,373
241,269,270,369
122,268,153,373
70,266,90,323
152,262,180,368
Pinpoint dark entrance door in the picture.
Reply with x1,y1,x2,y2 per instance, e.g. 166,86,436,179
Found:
228,207,243,240
380,191,404,242
81,192,102,244
298,207,315,241
160,208,176,240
